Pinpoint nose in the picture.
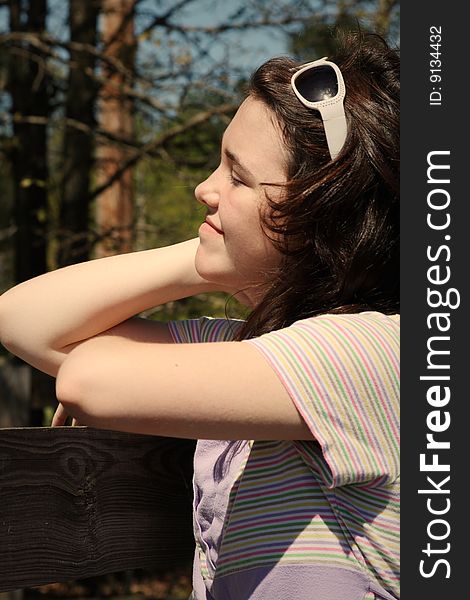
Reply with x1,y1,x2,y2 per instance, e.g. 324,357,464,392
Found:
195,171,220,210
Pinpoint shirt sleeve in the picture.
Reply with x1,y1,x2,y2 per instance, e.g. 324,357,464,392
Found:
168,316,244,344
242,312,400,488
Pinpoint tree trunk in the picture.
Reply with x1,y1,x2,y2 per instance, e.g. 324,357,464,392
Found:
95,0,136,258
57,0,100,267
7,0,48,282
6,0,53,430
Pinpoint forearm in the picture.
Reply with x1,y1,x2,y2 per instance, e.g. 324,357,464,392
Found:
0,238,216,374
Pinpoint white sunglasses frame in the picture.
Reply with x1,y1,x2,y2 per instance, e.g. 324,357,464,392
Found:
290,57,348,161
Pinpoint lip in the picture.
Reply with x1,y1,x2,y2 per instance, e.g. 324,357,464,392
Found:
204,218,224,235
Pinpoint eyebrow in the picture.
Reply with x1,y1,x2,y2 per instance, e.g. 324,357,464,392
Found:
224,148,255,182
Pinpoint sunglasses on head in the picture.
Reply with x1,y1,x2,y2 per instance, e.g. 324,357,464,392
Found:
290,58,347,161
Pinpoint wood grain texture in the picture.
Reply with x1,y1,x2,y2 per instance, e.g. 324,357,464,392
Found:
0,427,196,592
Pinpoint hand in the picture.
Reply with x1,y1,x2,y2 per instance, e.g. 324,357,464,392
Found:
51,402,80,427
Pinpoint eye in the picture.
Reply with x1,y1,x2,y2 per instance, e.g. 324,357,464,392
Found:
229,171,244,187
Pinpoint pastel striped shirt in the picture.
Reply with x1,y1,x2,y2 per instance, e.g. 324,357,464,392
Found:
168,311,400,600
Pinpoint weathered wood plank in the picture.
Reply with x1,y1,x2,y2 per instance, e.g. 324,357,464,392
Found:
0,427,196,592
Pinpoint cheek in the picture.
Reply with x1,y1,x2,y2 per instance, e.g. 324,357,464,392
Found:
228,226,280,276
223,199,278,263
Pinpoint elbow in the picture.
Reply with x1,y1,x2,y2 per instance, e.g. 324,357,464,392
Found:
0,291,15,351
0,286,27,346
0,290,55,373
55,362,79,408
56,338,121,428
0,311,25,362
56,353,96,422
55,341,116,427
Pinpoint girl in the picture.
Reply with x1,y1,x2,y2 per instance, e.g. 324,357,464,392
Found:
0,32,400,600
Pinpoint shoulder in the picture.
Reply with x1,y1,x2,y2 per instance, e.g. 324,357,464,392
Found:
243,311,400,484
244,310,400,369
290,310,400,334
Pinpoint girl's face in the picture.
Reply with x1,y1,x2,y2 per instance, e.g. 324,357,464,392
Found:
195,97,288,307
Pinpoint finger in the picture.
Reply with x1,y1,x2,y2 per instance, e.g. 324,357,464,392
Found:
51,403,68,427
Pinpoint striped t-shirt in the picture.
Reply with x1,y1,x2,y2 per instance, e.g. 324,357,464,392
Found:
168,311,400,600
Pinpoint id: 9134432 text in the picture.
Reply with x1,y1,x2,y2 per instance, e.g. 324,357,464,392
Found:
429,26,442,107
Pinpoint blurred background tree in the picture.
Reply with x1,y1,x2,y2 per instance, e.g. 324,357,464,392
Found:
0,0,398,596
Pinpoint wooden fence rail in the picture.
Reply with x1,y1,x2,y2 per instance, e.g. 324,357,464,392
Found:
0,427,196,593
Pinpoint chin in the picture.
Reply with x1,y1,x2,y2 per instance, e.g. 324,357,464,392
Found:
195,246,236,288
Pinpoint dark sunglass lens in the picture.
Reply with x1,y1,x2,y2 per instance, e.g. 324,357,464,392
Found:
295,65,338,102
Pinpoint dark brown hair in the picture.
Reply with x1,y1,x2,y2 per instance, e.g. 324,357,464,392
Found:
234,31,399,340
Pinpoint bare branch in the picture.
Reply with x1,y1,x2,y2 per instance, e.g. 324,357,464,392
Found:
90,102,237,200
0,32,140,85
0,30,207,98
138,0,202,38
139,13,314,37
9,113,141,150
0,32,176,113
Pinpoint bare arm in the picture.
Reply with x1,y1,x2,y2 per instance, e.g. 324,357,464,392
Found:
0,238,220,377
55,333,313,440
0,237,312,441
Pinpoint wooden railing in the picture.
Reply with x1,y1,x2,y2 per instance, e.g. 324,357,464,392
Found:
0,427,195,593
